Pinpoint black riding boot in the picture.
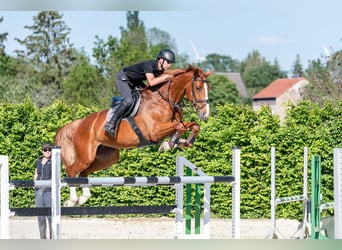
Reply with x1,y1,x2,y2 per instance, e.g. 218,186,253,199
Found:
104,102,128,136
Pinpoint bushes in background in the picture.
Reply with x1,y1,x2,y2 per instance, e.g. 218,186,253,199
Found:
0,99,340,219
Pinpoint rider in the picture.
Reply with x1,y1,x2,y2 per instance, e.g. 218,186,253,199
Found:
104,48,176,135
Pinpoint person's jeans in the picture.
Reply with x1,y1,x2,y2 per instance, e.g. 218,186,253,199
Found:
35,189,52,239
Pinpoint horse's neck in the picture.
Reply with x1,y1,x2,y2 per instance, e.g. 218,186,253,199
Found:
158,78,188,103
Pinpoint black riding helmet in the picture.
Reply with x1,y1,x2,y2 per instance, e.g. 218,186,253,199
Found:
157,49,176,63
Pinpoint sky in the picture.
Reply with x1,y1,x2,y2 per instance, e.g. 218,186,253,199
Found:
0,0,341,73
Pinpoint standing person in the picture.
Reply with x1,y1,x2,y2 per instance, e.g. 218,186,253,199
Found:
34,142,53,239
104,48,176,135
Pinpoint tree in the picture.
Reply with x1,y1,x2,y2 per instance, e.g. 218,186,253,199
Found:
92,35,119,76
291,54,304,77
14,11,74,95
93,11,180,95
93,11,150,95
240,50,287,96
208,74,241,113
0,16,8,55
199,53,240,72
240,50,265,74
303,49,342,104
173,53,190,68
0,16,16,77
61,51,107,108
146,27,177,54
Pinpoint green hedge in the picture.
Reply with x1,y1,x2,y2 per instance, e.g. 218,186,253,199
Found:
0,99,339,220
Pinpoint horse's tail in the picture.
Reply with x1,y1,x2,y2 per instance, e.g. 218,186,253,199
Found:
54,119,83,169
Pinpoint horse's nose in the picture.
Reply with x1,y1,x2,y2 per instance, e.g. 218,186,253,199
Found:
199,108,209,120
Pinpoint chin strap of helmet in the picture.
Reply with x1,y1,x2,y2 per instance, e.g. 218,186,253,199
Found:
159,59,166,72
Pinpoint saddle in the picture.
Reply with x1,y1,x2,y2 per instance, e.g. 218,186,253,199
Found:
109,89,141,117
106,89,155,147
106,88,140,126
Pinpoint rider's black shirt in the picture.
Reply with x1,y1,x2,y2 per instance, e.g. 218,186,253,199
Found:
123,60,163,87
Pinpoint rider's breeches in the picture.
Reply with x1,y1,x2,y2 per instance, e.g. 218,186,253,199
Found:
116,71,134,106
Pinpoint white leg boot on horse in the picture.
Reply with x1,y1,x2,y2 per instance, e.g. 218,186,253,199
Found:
64,187,91,206
158,141,171,152
158,131,181,152
64,187,78,207
158,139,188,152
77,187,91,205
158,123,200,152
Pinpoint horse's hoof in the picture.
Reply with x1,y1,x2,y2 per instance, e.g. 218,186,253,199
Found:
177,138,188,148
64,199,77,207
179,143,192,148
158,141,171,152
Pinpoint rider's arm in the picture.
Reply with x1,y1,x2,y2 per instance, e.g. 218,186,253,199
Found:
145,73,171,87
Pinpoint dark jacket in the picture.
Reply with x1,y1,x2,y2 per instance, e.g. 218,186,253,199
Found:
35,156,52,192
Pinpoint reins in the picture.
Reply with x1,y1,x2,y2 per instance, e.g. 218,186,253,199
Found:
156,70,209,122
157,80,182,121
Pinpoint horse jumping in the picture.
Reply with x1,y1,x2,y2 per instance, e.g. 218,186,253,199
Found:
54,65,211,206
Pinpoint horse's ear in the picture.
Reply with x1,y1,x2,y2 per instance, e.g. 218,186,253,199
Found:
205,71,213,78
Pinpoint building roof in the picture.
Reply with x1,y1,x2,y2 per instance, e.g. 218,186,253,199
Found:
215,72,248,98
252,77,307,100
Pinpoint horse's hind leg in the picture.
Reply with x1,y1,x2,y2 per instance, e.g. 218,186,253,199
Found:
64,161,88,207
64,160,91,207
64,187,78,207
77,187,91,206
77,146,120,206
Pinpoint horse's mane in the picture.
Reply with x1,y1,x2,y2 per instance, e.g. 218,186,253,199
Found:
165,64,201,78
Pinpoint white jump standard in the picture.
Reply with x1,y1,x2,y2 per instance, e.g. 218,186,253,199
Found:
267,146,309,239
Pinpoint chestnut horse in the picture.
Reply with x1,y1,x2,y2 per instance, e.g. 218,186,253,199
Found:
55,65,211,206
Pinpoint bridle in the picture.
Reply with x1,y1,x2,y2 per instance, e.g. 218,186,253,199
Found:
156,72,209,120
190,75,209,111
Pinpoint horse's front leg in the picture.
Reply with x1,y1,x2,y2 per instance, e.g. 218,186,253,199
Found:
158,122,199,151
178,122,200,148
158,123,187,152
